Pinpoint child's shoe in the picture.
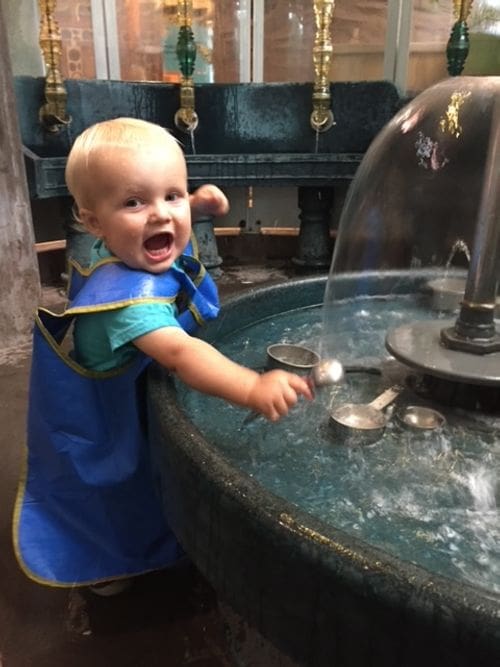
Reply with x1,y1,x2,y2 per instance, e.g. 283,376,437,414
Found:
88,578,132,596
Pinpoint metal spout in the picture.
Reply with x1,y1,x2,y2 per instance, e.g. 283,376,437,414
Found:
174,76,199,133
38,0,71,133
311,94,334,133
38,76,70,133
310,0,336,133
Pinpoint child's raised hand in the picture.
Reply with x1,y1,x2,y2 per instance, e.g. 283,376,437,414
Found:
190,184,229,219
246,370,314,422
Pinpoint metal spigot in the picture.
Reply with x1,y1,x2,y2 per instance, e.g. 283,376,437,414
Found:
174,1,199,133
311,0,335,133
38,0,71,133
174,74,199,133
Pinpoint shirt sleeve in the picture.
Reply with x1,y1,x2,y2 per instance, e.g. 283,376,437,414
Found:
105,302,182,353
73,300,184,372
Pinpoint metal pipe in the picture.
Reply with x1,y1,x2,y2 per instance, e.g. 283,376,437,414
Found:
441,91,500,353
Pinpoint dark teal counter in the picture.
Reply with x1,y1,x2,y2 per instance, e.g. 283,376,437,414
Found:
14,78,404,198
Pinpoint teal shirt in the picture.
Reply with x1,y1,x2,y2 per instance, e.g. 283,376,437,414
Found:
73,241,181,371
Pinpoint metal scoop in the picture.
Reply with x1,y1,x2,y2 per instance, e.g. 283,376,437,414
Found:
310,358,345,386
399,405,446,431
329,385,402,445
241,357,345,426
267,343,320,373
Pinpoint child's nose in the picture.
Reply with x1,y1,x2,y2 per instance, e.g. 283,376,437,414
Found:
151,200,172,221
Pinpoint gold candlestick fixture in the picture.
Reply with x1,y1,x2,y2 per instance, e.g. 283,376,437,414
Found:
311,0,335,133
38,0,70,132
454,0,474,22
174,0,199,133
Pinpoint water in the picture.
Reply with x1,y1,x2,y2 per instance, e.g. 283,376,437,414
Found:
445,238,471,268
179,293,500,596
189,128,196,155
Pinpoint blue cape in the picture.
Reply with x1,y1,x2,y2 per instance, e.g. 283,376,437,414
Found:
14,245,219,586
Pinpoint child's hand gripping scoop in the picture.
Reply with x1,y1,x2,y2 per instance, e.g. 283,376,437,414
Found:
241,356,344,426
309,358,345,389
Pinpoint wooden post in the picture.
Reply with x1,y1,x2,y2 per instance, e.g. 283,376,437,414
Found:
0,4,41,354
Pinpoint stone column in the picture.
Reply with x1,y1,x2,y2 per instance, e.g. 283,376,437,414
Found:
292,186,334,269
0,4,40,353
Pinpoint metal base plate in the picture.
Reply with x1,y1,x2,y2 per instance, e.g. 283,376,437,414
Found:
385,320,500,386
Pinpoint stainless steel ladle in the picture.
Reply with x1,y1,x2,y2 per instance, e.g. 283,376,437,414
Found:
329,385,402,445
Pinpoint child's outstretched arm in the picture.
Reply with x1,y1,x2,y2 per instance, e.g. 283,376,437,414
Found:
134,327,313,421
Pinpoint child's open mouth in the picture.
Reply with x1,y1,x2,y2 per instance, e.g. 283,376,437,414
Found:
143,232,173,261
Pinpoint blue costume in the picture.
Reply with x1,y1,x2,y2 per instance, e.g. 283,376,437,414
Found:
14,241,219,586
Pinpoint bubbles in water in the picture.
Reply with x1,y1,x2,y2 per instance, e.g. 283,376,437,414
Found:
465,466,497,512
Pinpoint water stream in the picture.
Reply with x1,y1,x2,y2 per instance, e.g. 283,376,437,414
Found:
446,238,471,267
189,128,196,155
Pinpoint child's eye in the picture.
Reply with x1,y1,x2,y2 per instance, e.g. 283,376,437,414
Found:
125,197,142,208
166,192,181,202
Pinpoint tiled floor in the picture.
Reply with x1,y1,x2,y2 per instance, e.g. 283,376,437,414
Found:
0,262,301,667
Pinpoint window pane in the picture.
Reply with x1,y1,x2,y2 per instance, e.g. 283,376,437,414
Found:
331,0,388,82
53,0,247,83
52,1,498,88
262,1,389,83
115,1,164,81
115,0,247,83
212,0,251,82
407,0,453,94
262,1,313,82
55,0,96,79
408,0,500,93
464,0,500,76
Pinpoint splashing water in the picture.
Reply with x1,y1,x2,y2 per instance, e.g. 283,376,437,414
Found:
464,465,497,511
446,238,471,268
180,292,500,595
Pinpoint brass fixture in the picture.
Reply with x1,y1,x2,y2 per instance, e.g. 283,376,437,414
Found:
310,0,335,133
174,0,199,133
446,0,474,76
454,0,474,22
38,0,71,133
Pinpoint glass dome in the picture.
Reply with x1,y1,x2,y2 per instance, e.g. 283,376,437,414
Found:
322,76,500,393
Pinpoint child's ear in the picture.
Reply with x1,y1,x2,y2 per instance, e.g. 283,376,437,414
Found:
79,208,103,238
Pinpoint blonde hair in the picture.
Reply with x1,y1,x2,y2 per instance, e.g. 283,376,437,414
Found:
65,117,181,210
